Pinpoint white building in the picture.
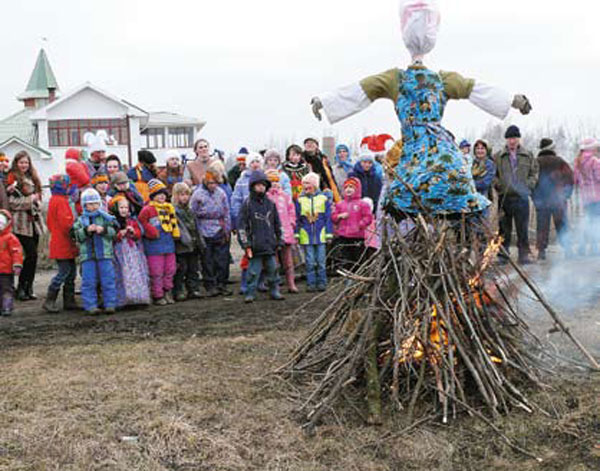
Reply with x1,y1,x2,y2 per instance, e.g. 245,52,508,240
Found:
0,49,205,184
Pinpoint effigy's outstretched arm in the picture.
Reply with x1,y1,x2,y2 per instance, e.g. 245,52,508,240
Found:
311,68,532,125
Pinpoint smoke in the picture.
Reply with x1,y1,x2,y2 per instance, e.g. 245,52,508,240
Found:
532,213,600,313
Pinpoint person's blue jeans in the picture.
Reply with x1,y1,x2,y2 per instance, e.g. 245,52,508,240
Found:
246,254,278,297
49,259,76,293
81,259,117,311
304,244,327,288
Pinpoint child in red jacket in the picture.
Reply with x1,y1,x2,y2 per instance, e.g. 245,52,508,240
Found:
0,209,24,316
44,175,80,313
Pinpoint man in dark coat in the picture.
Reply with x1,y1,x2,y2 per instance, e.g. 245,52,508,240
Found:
532,138,574,260
238,170,284,303
302,138,341,203
494,125,539,264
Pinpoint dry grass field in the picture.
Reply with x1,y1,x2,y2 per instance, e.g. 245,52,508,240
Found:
0,266,598,471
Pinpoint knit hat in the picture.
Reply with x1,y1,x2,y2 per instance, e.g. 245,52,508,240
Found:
65,148,81,161
148,179,167,198
504,125,521,139
81,188,102,206
237,147,249,163
0,152,7,163
343,177,360,189
459,139,471,149
49,174,71,196
538,138,555,153
264,149,282,165
111,171,129,186
303,137,319,146
302,172,320,188
138,150,157,165
91,173,110,186
165,149,180,161
357,151,376,163
579,138,599,151
203,170,219,184
265,169,280,183
246,151,263,167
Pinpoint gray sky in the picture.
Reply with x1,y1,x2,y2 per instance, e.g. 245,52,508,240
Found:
2,0,599,152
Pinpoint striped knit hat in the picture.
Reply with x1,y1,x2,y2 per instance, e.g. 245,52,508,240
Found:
343,177,360,189
148,179,168,199
81,188,102,206
49,174,71,196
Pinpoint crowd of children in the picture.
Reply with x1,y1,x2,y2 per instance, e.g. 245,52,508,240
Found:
0,137,387,317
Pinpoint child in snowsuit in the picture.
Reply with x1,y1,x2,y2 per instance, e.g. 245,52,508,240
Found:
282,144,310,201
0,210,23,316
265,169,298,293
331,177,373,272
72,189,118,315
138,179,180,305
172,182,205,301
109,195,151,307
295,172,333,291
191,170,232,297
238,170,284,302
44,175,80,313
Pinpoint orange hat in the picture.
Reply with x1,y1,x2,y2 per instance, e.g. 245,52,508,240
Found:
265,169,280,183
91,173,110,185
343,177,360,189
203,170,219,183
0,152,7,163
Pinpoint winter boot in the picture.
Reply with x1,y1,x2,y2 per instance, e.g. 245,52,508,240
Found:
164,291,175,305
25,281,38,301
63,287,81,311
270,284,285,301
16,283,28,301
42,288,60,314
286,270,298,294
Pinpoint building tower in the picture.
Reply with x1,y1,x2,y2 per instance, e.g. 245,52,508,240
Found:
17,48,59,109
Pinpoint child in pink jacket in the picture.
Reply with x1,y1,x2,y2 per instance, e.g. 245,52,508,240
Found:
266,169,298,293
331,177,373,271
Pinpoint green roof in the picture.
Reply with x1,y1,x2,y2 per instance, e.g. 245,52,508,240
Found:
18,49,58,100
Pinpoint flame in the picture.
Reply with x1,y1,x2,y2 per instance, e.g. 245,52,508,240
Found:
469,235,503,288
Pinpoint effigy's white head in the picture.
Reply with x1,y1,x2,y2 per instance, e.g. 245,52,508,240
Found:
399,0,441,61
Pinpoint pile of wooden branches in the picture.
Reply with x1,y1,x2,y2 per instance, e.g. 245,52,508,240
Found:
277,214,599,432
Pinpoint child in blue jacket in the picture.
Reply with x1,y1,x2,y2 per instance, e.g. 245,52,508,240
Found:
295,172,333,291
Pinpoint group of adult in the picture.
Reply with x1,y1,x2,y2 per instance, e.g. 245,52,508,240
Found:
458,126,600,263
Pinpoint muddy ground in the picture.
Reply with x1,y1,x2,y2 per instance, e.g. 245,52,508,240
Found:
0,247,599,470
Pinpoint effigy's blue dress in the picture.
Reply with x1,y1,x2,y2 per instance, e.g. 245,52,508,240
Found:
384,68,490,216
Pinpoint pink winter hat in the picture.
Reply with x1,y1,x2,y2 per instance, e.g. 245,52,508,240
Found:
302,172,320,188
580,138,600,151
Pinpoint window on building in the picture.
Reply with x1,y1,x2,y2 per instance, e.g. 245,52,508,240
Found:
47,119,129,147
167,127,194,148
141,128,165,149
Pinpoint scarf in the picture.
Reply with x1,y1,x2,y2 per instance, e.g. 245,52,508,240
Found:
80,208,116,227
472,158,488,180
335,144,354,174
149,201,180,238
